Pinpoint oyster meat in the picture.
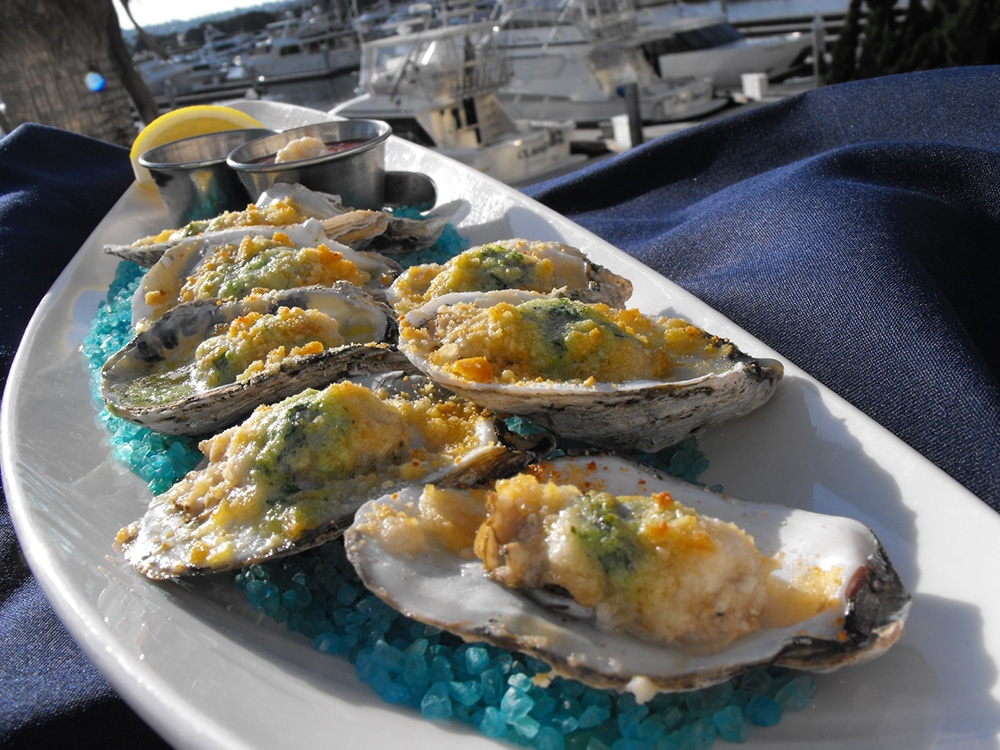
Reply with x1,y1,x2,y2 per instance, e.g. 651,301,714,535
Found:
397,290,783,452
102,283,410,436
116,374,532,579
388,239,634,314
345,454,911,696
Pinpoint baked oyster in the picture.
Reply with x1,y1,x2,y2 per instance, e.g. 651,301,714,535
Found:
345,454,911,697
102,283,409,436
388,239,634,314
105,182,455,266
131,219,401,330
253,183,460,256
116,374,533,579
396,289,784,452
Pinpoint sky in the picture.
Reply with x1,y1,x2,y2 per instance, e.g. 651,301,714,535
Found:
114,0,268,30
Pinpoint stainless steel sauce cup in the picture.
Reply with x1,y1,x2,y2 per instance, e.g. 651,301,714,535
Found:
139,128,275,225
226,120,392,211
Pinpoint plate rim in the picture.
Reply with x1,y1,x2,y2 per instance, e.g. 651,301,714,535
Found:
4,100,1000,750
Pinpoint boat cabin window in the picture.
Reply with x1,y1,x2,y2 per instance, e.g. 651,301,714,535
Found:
676,23,743,50
386,117,435,148
641,21,744,66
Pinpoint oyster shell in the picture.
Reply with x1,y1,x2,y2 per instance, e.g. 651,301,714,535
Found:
255,183,462,256
131,219,401,330
102,283,410,436
397,290,784,452
105,182,458,267
388,238,634,314
345,454,911,697
116,374,533,579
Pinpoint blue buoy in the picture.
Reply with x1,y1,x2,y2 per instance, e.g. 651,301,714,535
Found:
85,70,106,92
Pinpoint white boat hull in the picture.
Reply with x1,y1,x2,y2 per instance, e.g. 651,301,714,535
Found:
654,36,813,88
635,12,814,88
334,95,584,186
497,14,726,125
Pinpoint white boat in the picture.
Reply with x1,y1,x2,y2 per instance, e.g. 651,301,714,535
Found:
633,8,814,87
499,0,728,124
137,57,193,99
331,20,586,186
494,0,727,125
137,27,255,106
239,7,362,83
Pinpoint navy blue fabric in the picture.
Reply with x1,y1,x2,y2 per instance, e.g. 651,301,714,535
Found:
1,66,999,746
1,124,169,747
524,65,1000,514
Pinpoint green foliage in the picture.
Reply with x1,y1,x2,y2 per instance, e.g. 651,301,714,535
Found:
826,0,1000,83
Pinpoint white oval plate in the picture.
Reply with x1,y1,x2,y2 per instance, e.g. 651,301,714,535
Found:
4,100,1000,749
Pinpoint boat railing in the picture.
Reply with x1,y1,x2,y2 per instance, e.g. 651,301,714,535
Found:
498,0,639,46
383,26,513,104
458,47,512,97
403,50,512,103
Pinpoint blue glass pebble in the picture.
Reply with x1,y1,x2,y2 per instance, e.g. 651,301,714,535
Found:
622,739,658,750
508,671,534,691
636,718,666,743
580,688,613,710
480,668,504,704
431,654,455,683
501,686,534,721
314,631,340,654
532,693,556,720
403,652,430,688
535,725,566,750
371,669,409,705
449,679,483,707
618,710,641,738
372,640,406,674
578,704,612,729
551,712,579,735
745,694,783,727
739,668,773,694
465,645,491,675
336,582,358,606
712,705,749,743
420,682,453,720
659,704,684,730
478,706,508,738
686,682,732,715
510,713,540,739
774,675,817,711
676,719,715,749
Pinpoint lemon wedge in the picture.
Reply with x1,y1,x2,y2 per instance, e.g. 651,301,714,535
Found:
130,105,264,189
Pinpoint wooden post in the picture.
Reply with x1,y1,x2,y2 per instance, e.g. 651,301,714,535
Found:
625,82,643,148
812,15,825,84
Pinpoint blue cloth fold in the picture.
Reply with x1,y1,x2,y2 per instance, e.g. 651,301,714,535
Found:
1,124,168,748
2,66,998,746
523,66,1000,512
